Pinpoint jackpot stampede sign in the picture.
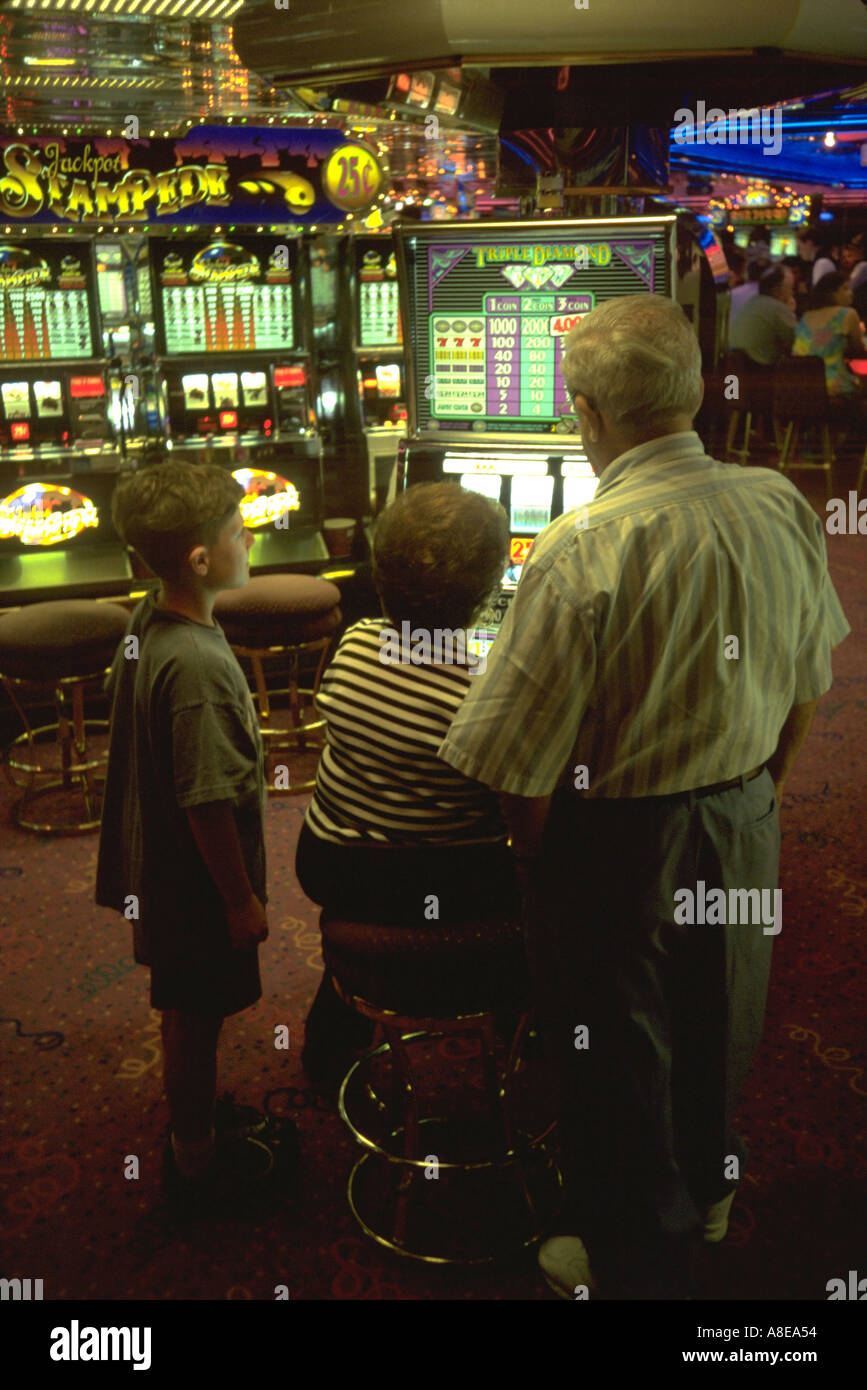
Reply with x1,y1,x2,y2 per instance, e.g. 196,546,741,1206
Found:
0,126,385,225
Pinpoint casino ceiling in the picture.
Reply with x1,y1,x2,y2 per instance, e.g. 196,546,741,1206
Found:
0,0,864,210
0,0,865,132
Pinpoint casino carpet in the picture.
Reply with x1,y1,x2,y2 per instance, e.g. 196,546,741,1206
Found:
0,469,864,1303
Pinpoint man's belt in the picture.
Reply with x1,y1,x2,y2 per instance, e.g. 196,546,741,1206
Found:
694,765,766,799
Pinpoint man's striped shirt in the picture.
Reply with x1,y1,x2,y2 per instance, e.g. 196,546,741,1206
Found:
439,431,850,799
305,618,508,844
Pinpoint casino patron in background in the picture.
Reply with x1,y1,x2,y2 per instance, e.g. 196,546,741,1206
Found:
438,294,850,1301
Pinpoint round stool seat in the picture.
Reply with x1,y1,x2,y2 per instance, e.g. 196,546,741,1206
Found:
320,914,529,1017
214,574,342,646
0,601,130,682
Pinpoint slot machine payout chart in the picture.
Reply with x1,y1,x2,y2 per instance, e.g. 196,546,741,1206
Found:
161,281,294,355
0,242,97,361
396,219,675,436
359,280,400,347
356,236,402,348
431,297,590,421
151,236,298,357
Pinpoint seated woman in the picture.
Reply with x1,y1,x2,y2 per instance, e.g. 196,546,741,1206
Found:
792,272,867,416
296,482,522,1084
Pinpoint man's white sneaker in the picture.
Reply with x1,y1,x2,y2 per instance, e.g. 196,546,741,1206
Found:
538,1236,596,1299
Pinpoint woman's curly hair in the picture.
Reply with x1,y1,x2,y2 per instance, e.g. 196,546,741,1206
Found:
372,482,509,630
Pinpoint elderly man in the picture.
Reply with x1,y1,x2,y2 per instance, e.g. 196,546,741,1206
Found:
438,295,849,1299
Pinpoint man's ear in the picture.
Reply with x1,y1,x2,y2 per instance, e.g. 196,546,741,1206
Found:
573,395,600,444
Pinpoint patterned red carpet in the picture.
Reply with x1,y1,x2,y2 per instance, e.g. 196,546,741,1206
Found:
1,471,864,1302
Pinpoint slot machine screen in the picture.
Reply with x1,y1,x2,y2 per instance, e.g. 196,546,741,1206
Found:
769,229,797,259
96,246,127,318
562,474,599,511
2,381,31,421
510,473,554,535
396,218,674,439
241,371,268,407
34,381,63,419
211,372,239,410
460,472,502,503
0,240,97,361
355,236,401,347
137,265,153,319
151,235,299,357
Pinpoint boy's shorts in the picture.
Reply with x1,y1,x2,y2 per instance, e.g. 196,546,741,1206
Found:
134,894,263,1016
146,945,262,1017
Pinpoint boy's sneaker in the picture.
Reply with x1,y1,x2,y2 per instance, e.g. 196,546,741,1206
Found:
538,1236,597,1299
703,1188,737,1243
214,1092,269,1139
161,1133,275,1217
214,1092,301,1181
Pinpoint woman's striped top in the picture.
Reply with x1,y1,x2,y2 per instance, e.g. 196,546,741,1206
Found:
304,617,507,846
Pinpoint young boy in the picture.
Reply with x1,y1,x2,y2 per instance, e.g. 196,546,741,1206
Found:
96,460,296,1211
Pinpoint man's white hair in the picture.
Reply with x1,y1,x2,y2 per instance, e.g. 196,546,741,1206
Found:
560,295,702,438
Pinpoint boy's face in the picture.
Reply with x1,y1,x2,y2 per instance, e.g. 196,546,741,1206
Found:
197,506,254,591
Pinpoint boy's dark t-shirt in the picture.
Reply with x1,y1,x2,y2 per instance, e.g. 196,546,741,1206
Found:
96,590,266,1005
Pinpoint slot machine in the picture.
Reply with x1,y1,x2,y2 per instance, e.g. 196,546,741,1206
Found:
337,233,407,512
151,232,328,571
0,238,133,607
0,240,120,479
394,216,684,652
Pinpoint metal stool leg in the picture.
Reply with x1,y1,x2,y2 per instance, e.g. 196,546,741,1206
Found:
3,671,110,834
386,1025,423,1247
337,996,562,1263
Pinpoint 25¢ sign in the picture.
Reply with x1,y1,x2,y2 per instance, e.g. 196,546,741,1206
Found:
322,143,383,212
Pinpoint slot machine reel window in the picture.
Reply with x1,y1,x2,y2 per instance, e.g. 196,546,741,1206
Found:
562,474,599,512
510,473,554,536
212,373,239,410
34,382,64,419
459,472,502,504
2,381,31,421
0,376,74,450
241,370,268,408
181,374,210,417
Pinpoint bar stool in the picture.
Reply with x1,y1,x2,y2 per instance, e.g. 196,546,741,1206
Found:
773,357,837,499
320,911,561,1264
0,600,129,834
214,575,341,795
722,349,756,464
